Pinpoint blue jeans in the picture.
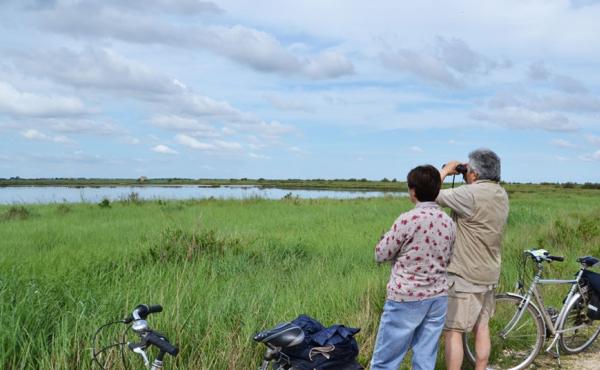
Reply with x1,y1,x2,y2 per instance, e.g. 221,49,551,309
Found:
370,296,448,370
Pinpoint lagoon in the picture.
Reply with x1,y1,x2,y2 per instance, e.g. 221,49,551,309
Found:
0,185,407,204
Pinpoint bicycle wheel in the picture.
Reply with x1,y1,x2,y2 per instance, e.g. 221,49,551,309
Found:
558,294,600,354
463,294,545,370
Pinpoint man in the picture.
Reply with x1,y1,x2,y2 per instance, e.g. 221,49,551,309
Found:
437,148,509,370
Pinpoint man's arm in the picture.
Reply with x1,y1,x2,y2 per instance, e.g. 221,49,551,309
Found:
440,160,462,181
436,186,475,218
375,215,414,262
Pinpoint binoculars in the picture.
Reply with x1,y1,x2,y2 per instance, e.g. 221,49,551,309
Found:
442,163,468,175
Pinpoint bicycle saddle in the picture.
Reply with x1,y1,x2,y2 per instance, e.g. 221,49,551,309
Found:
578,256,600,267
253,322,305,348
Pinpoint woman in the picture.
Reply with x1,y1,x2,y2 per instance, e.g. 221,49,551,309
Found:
371,165,456,370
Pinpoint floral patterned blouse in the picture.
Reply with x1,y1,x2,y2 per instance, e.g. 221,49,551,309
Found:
375,201,456,302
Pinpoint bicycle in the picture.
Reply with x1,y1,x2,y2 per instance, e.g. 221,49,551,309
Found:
463,249,600,370
92,304,179,370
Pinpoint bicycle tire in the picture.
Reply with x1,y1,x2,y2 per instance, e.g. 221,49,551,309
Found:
463,294,545,370
558,294,600,354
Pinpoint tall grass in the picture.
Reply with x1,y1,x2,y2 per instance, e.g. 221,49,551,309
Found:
1,190,599,369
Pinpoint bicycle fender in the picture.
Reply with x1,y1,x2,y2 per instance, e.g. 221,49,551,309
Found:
555,292,582,329
502,292,547,337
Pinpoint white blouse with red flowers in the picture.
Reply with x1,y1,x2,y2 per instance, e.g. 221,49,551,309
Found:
375,201,456,302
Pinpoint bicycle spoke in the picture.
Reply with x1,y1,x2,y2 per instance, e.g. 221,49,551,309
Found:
464,294,544,370
559,295,600,354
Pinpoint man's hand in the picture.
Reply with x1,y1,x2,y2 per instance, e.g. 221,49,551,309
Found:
441,160,462,180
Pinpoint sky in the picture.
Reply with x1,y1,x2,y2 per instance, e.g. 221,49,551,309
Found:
1,0,600,183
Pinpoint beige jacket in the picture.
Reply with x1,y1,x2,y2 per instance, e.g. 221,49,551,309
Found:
436,180,509,285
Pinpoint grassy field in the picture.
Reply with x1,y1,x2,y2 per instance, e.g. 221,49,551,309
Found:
1,188,600,369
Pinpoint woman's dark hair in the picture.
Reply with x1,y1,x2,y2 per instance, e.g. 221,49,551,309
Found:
406,165,442,202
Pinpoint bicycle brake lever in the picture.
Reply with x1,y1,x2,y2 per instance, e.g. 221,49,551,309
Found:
129,343,150,368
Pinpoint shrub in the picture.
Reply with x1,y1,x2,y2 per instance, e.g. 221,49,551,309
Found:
56,204,71,214
282,192,301,204
98,198,111,208
1,206,31,221
123,191,142,205
147,228,240,263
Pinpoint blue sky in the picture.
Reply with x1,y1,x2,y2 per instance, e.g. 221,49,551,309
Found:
1,0,599,182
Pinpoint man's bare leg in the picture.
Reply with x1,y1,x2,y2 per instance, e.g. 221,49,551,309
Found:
444,330,464,370
473,321,491,370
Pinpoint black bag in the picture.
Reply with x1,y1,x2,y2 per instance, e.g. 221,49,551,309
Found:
280,315,363,370
582,270,600,320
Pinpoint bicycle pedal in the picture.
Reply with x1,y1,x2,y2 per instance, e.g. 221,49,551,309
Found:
546,349,560,359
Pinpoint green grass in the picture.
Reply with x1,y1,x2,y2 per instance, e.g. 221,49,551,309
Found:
1,188,600,369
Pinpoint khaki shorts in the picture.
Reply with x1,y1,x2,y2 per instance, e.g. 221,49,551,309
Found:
444,274,496,332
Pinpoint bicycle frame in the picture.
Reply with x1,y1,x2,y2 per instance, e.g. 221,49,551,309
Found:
500,261,587,355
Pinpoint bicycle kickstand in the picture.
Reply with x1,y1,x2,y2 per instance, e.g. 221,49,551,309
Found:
545,334,562,367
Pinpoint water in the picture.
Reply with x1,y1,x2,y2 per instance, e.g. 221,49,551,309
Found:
0,186,407,204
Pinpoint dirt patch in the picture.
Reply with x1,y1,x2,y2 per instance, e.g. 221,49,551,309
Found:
527,340,600,369
559,341,600,370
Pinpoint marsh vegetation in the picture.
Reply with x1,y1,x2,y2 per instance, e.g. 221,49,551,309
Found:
1,187,599,369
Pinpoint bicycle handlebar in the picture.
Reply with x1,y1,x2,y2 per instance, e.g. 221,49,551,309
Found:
524,249,564,263
145,331,179,356
123,304,163,324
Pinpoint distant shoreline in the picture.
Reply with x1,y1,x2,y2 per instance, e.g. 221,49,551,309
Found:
1,178,599,192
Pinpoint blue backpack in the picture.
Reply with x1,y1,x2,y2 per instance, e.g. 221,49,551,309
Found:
281,314,363,370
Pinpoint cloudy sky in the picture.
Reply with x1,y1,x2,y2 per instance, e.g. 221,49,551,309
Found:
1,0,600,182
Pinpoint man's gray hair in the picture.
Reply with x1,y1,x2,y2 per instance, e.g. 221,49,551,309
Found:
468,148,501,181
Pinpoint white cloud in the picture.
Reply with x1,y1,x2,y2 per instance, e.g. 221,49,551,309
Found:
264,94,315,113
381,49,461,88
190,25,355,79
21,129,75,144
249,152,270,159
380,36,509,88
179,93,240,118
527,62,588,94
44,118,126,136
579,150,600,161
214,140,242,150
410,145,424,153
239,120,296,140
106,0,223,15
528,62,551,81
435,36,502,74
474,89,600,132
175,134,242,152
553,74,588,94
149,114,220,137
221,127,236,135
152,144,178,154
12,47,185,95
122,137,141,145
39,6,353,79
485,91,600,115
586,134,600,146
175,134,215,150
0,81,87,117
302,50,354,79
551,139,576,148
471,107,578,132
